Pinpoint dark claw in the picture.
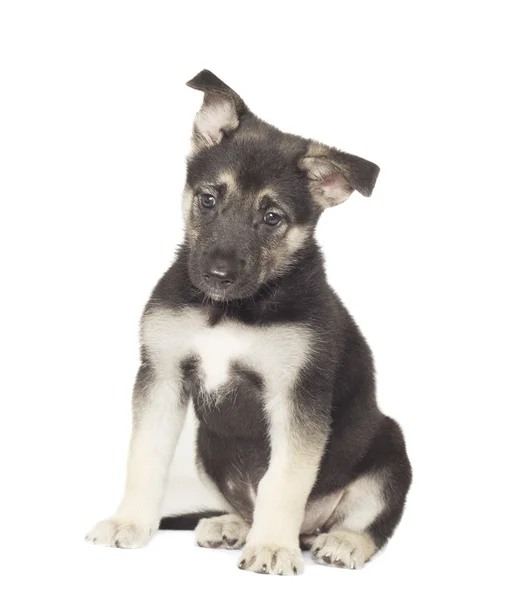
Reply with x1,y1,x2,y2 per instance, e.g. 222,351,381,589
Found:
335,559,345,568
226,538,238,546
323,554,331,564
293,566,298,575
238,559,246,569
208,540,222,548
313,547,321,556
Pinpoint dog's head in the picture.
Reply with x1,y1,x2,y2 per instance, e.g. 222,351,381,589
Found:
183,70,379,301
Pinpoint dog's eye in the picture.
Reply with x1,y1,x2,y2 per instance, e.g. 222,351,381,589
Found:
199,193,216,209
263,212,282,226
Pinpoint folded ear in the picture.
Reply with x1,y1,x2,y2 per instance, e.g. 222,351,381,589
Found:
186,70,247,152
299,142,380,208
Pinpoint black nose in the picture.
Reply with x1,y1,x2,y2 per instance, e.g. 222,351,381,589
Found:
203,257,237,289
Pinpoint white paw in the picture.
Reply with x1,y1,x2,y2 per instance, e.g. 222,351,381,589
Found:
311,530,376,569
85,519,153,549
239,544,303,575
195,514,249,549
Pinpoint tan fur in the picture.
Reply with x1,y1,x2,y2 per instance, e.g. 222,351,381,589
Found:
312,530,377,569
192,99,239,151
182,184,194,222
216,169,239,199
281,225,311,260
305,472,385,568
301,490,346,535
195,513,249,549
337,472,385,532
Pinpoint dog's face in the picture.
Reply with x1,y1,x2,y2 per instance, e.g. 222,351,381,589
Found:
183,70,380,301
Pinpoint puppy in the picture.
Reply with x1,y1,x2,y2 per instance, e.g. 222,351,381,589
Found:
86,70,412,575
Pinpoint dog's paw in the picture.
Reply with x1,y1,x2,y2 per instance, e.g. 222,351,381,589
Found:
195,514,249,549
311,530,376,569
85,519,153,549
238,544,303,575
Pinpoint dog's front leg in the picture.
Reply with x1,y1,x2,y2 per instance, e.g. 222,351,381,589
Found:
239,391,328,575
86,362,187,548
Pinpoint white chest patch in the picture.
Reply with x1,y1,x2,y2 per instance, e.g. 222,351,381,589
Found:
192,325,252,392
142,307,313,396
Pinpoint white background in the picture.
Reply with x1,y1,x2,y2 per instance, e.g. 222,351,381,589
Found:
1,1,508,598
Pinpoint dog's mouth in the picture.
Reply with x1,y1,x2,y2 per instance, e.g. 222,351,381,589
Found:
197,276,250,302
190,266,258,302
200,277,236,301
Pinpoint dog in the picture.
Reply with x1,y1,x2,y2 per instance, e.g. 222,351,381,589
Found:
86,70,412,575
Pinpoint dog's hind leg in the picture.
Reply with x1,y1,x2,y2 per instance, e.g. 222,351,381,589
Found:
195,513,250,549
310,472,384,569
311,429,411,568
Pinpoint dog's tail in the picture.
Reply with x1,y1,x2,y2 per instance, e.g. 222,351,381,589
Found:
158,510,227,530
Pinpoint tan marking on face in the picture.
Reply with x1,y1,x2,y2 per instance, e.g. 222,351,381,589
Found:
270,225,312,276
285,225,311,256
216,169,239,197
253,187,278,209
182,184,194,221
182,184,200,243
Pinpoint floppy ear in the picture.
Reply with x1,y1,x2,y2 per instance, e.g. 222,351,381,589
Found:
299,142,380,208
186,69,247,152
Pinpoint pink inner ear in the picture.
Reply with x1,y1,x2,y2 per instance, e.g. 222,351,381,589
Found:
321,173,352,204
